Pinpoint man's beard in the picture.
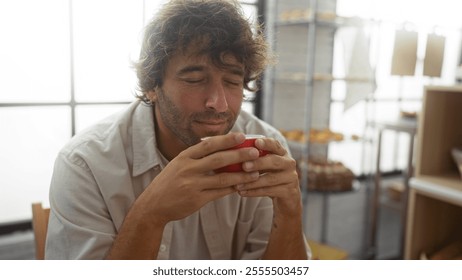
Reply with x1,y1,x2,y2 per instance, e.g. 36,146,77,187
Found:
155,88,238,147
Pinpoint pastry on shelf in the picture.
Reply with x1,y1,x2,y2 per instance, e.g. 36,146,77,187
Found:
279,9,311,22
400,110,418,119
280,129,308,143
296,157,355,192
280,128,345,143
310,128,344,143
316,11,337,21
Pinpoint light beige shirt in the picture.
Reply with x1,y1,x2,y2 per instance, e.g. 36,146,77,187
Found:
45,100,294,259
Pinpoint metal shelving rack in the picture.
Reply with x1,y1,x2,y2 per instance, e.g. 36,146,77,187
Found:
262,0,378,257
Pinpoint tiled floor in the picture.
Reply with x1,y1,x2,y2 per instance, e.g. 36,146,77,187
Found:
0,177,403,260
302,177,402,260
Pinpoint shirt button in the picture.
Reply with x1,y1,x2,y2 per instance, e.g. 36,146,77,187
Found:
160,244,167,252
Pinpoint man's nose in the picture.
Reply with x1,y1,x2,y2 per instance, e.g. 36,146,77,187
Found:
205,81,228,112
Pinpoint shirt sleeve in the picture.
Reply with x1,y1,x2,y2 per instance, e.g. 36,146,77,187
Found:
45,152,116,259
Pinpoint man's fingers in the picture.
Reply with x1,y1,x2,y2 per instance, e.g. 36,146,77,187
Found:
202,147,261,172
255,138,287,156
188,132,245,159
200,170,260,190
243,153,296,173
201,186,237,201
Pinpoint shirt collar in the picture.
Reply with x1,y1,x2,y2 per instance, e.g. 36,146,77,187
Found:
131,101,163,177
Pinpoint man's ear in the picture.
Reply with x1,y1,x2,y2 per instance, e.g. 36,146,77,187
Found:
146,89,157,103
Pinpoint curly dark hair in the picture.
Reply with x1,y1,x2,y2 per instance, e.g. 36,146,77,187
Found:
134,0,272,103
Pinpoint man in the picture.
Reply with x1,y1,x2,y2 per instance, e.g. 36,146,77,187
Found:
46,0,309,260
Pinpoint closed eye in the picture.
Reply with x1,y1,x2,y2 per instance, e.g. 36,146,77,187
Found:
177,65,206,84
183,78,205,84
225,80,243,87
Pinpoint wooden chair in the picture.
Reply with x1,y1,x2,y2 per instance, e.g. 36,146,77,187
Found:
31,203,50,260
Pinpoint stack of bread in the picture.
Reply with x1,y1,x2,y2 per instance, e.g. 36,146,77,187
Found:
297,157,355,192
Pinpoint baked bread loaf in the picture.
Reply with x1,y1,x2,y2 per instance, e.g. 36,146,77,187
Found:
297,158,355,192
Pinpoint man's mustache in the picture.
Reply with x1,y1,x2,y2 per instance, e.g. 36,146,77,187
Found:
192,111,233,122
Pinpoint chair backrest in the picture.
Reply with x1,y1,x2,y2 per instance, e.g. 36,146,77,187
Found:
31,202,50,260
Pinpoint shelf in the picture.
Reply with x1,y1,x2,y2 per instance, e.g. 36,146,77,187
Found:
306,179,361,194
277,13,371,28
410,175,462,206
415,86,462,179
405,187,462,259
282,127,363,144
287,138,363,147
275,72,374,84
268,2,379,256
368,118,417,134
404,86,462,259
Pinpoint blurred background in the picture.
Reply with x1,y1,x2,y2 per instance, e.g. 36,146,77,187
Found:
1,0,461,260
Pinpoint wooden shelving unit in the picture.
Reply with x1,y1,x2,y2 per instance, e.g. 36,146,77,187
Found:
404,85,462,259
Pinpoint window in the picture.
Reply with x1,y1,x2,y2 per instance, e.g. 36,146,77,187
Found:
329,0,462,174
0,0,260,224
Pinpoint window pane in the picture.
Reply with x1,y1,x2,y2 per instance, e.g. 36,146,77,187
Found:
338,0,462,27
0,106,71,223
372,101,399,122
72,0,144,102
75,104,130,133
0,0,71,103
328,101,366,174
241,4,258,26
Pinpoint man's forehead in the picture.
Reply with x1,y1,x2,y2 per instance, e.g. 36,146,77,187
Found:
182,38,242,62
171,48,244,73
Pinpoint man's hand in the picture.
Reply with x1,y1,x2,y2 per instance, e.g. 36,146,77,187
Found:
234,137,308,260
236,137,302,219
138,132,262,226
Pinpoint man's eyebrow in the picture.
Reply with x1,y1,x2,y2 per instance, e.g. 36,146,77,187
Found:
176,65,245,77
177,65,205,76
227,66,245,77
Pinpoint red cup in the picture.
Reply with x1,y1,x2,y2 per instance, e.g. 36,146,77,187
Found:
215,134,269,173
